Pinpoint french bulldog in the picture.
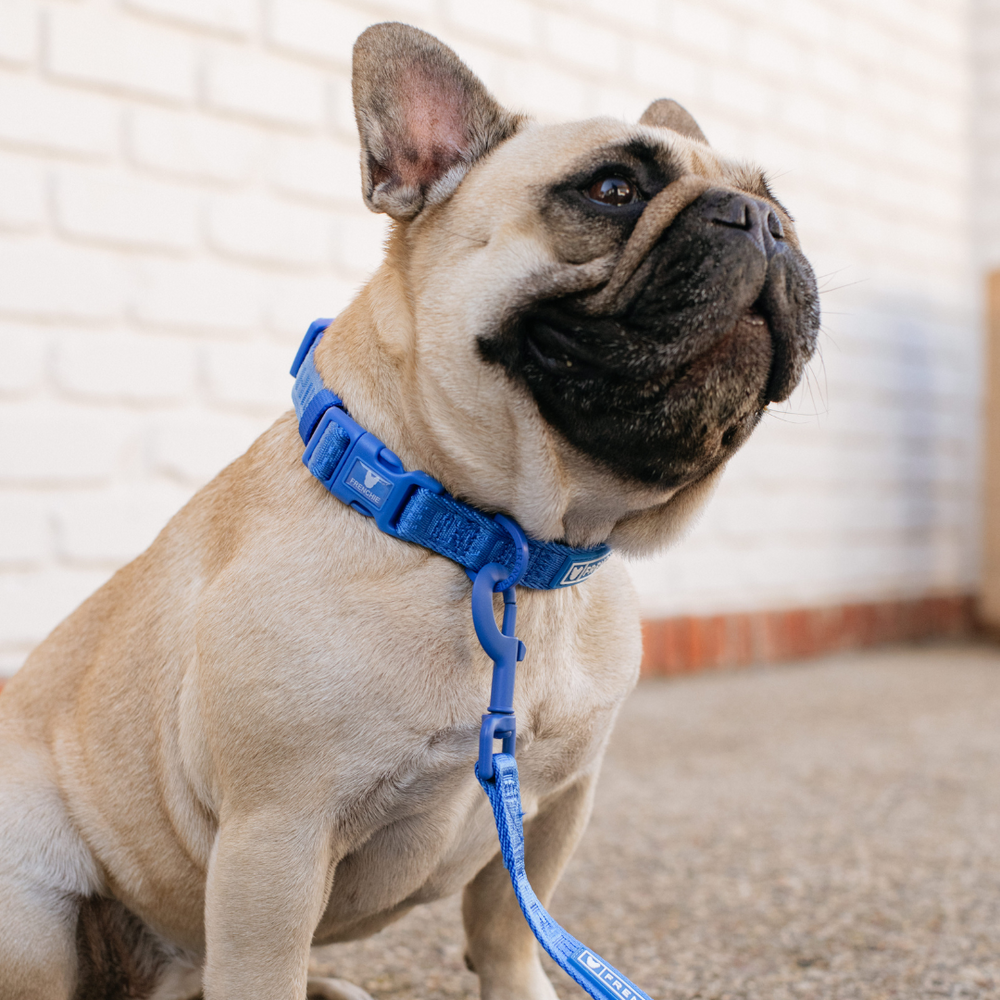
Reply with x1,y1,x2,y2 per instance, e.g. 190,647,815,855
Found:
0,21,818,1000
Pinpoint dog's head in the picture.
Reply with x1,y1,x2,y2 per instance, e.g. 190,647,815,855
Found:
347,23,819,552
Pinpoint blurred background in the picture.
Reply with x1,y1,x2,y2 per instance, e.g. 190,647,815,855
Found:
0,0,993,676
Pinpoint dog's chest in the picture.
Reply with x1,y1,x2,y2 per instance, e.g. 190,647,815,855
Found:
304,609,630,941
311,695,609,943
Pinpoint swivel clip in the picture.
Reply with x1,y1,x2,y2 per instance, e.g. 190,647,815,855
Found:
473,515,529,782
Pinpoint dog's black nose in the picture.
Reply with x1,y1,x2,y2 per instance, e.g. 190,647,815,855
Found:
699,190,783,257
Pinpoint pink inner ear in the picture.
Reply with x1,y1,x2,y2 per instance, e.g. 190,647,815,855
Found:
390,65,471,190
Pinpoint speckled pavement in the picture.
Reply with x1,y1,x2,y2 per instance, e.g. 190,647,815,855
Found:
312,645,1000,1000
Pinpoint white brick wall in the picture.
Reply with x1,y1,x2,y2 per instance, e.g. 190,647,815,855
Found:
0,0,981,674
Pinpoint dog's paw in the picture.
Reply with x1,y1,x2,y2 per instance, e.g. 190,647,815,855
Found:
306,975,376,1000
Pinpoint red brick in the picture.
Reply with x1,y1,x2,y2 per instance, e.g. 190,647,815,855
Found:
640,593,976,677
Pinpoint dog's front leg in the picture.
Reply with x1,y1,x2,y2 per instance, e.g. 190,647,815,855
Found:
463,773,598,1000
202,809,335,1000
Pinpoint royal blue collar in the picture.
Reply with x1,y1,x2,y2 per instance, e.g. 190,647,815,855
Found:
291,319,610,590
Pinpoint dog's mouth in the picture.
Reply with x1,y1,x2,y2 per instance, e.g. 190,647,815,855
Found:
480,188,820,487
525,317,604,380
512,303,780,485
525,302,773,390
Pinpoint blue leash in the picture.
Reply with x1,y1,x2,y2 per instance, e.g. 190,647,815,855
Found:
480,756,653,1000
471,560,654,1000
291,320,654,1000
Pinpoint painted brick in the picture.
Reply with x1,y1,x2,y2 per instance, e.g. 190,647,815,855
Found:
541,12,622,76
373,0,435,13
271,136,359,204
739,26,805,83
54,332,195,403
128,108,262,183
0,240,126,321
841,17,900,68
780,0,836,45
331,211,389,276
780,90,834,139
0,154,46,232
133,258,263,333
327,75,358,137
583,0,660,31
55,171,199,252
55,484,192,564
153,413,269,484
594,84,650,121
709,67,773,120
206,49,326,129
924,96,964,141
0,324,47,396
203,340,295,411
0,74,117,158
444,0,537,52
632,41,701,99
0,569,113,649
267,0,373,65
0,495,51,566
811,52,865,101
0,0,37,66
0,403,131,484
0,0,988,664
668,1,738,58
498,59,591,121
906,4,964,56
872,75,924,125
265,272,361,337
123,0,257,37
207,193,331,267
438,37,506,97
46,6,197,103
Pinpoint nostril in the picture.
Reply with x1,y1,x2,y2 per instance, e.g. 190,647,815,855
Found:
767,211,784,239
711,198,753,230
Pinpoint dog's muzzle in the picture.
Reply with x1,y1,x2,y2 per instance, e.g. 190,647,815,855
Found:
482,175,820,487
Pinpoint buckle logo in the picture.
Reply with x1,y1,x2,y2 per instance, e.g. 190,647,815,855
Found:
559,554,610,587
574,950,640,1000
345,459,392,509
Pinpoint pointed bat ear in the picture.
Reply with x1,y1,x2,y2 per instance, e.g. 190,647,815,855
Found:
352,22,525,222
639,99,709,145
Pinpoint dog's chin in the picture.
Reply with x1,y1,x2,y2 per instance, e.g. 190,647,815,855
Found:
485,304,777,488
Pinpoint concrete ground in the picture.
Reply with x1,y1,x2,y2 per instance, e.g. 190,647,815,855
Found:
313,644,1000,1000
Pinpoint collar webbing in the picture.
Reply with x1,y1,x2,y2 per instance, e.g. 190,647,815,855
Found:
291,319,611,590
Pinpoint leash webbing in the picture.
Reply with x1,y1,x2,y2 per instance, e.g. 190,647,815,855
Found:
479,754,654,1000
291,319,656,1000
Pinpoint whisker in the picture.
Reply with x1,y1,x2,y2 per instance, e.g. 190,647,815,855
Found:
819,277,868,295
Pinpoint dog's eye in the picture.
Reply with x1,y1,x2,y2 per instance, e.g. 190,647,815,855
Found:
586,177,637,206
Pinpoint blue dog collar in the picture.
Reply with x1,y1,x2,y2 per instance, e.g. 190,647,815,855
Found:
291,319,611,590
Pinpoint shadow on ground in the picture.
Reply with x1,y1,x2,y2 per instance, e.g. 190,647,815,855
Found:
313,644,1000,1000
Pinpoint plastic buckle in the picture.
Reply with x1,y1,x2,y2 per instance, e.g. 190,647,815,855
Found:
303,405,444,535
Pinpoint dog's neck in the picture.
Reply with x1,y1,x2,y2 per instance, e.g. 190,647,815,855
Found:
309,261,692,551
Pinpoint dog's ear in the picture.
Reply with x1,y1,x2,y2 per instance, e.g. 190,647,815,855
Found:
639,99,708,145
352,22,524,221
